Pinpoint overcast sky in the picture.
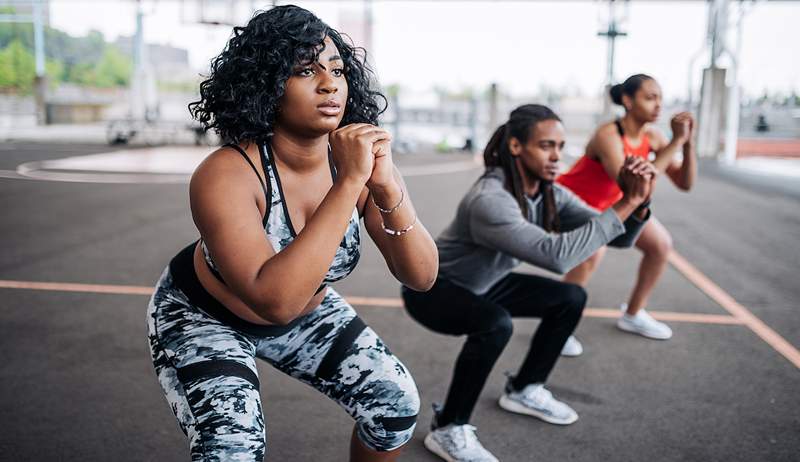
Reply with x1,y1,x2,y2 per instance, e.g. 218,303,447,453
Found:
48,1,800,100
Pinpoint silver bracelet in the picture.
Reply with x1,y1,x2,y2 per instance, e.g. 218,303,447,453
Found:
382,215,417,236
371,187,404,214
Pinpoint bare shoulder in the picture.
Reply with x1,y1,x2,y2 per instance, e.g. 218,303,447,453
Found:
190,146,264,213
597,121,619,136
592,122,622,145
588,122,623,156
645,124,666,139
192,146,260,187
645,124,668,150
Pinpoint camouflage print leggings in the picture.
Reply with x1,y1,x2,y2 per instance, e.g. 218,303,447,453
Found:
147,266,420,461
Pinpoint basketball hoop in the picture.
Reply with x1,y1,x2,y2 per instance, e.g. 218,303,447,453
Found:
180,0,249,27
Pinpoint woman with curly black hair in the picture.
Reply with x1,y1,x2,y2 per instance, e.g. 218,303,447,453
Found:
146,5,437,461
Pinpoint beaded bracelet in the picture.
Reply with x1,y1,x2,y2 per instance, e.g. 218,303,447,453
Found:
382,215,417,236
372,187,405,214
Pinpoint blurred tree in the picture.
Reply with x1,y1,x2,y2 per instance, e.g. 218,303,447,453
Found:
0,22,125,89
93,46,131,87
0,40,35,92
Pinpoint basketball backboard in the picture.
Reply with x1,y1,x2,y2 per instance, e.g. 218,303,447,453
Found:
180,0,257,27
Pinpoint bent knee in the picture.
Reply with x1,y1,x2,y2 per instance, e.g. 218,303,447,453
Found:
660,231,674,254
357,412,418,452
472,312,513,351
490,311,514,340
641,225,673,257
356,379,420,451
560,284,588,319
563,284,588,314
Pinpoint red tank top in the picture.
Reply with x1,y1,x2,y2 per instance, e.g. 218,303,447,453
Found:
557,121,651,211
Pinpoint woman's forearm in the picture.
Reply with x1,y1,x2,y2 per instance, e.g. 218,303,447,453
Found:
652,137,684,172
666,141,696,191
371,181,438,291
679,142,697,190
382,224,438,291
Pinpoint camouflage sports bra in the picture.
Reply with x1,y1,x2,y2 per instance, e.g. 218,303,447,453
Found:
201,141,361,294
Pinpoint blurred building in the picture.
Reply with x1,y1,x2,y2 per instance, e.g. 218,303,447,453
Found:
113,36,197,84
1,0,51,24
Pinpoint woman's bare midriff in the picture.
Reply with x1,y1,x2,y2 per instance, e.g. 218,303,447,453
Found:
193,241,326,325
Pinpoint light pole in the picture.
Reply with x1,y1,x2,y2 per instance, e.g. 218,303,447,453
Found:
598,0,628,121
0,0,48,124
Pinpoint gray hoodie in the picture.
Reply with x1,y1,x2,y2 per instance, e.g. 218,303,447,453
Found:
436,167,648,295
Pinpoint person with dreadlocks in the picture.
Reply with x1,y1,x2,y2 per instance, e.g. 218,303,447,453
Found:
401,104,654,462
146,6,437,461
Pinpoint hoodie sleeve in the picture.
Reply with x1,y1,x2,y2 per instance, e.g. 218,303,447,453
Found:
468,190,626,274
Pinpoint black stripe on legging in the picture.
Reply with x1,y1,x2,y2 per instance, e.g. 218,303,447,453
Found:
315,316,367,381
377,414,418,432
176,360,259,389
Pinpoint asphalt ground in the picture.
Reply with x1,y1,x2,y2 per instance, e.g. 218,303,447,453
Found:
0,142,798,461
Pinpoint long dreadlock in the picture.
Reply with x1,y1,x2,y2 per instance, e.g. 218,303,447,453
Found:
483,104,562,232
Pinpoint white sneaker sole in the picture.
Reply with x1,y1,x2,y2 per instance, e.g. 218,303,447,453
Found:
498,395,578,425
423,433,457,462
616,319,672,340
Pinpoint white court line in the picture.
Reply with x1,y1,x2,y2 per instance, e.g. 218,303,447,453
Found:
16,162,190,184
0,169,33,180
9,148,479,184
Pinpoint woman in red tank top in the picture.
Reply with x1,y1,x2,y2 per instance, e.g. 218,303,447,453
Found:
556,74,697,343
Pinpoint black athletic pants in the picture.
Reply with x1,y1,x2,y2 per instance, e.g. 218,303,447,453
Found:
402,273,586,426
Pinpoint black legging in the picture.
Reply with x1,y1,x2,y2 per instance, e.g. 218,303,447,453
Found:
402,273,586,426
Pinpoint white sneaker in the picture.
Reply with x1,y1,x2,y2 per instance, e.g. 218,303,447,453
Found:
617,308,672,340
498,381,578,425
424,424,499,462
560,335,583,357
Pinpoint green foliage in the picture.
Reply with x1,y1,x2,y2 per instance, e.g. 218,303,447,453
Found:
0,22,129,90
92,46,131,87
45,58,63,83
0,40,35,92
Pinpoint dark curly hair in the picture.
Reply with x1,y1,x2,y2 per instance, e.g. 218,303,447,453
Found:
189,5,387,145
